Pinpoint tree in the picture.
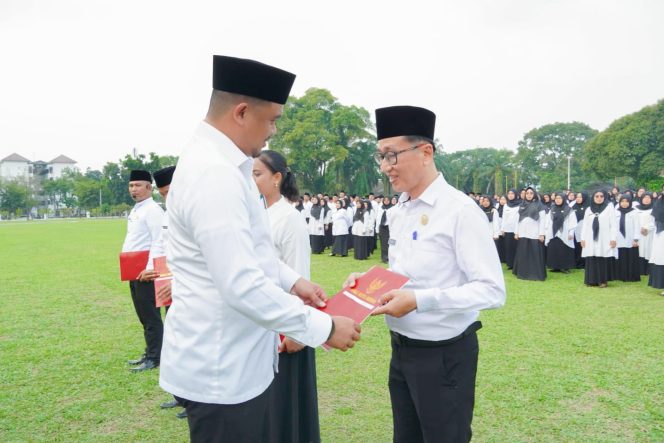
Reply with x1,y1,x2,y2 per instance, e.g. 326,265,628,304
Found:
0,178,32,217
516,122,598,190
583,99,664,186
269,88,377,194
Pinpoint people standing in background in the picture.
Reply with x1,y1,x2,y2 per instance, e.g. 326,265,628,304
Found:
352,201,368,260
614,195,641,282
572,192,589,269
501,189,521,270
123,169,165,372
581,190,617,288
513,186,547,281
308,196,327,254
495,195,507,263
363,200,377,255
330,199,351,257
302,193,312,224
647,194,664,296
636,193,655,275
545,192,577,273
376,196,393,264
480,196,500,254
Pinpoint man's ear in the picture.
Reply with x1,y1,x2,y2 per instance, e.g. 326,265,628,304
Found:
232,102,249,126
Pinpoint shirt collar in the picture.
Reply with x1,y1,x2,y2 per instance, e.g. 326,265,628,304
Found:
399,173,446,207
197,121,253,170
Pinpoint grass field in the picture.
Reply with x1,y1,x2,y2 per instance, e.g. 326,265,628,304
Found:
1,218,663,442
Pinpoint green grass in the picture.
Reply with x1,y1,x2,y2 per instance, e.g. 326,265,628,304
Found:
1,219,663,442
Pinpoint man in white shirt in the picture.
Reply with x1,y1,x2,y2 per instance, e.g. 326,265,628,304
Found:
122,169,165,372
302,192,312,224
346,106,506,442
159,55,360,442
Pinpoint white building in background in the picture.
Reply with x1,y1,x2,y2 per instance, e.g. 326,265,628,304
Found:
0,153,78,180
0,153,31,179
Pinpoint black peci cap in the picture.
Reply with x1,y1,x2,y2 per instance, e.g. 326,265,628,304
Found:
129,170,152,182
153,166,175,188
212,55,296,105
375,105,436,141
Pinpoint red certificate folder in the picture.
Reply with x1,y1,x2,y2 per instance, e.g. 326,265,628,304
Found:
319,265,409,333
153,256,172,307
119,250,149,281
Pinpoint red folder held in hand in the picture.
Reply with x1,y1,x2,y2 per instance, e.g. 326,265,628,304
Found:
319,266,409,324
119,250,149,281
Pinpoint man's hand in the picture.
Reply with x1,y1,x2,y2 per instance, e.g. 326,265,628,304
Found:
580,240,586,248
539,235,545,243
641,227,648,236
138,269,159,282
291,278,327,308
632,240,639,248
371,289,417,318
514,234,520,240
609,240,617,249
278,337,305,354
325,316,361,351
342,272,365,289
155,281,171,305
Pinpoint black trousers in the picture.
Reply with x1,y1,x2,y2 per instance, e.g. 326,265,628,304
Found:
176,383,272,443
389,325,480,443
128,280,163,362
379,225,390,263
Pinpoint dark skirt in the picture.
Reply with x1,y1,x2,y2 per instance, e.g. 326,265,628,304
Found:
379,225,390,263
546,237,575,271
368,234,376,253
331,235,348,256
266,347,320,443
574,239,585,268
584,256,611,285
324,224,334,247
613,247,641,282
495,236,505,263
347,227,353,250
310,235,325,254
512,237,547,281
503,232,517,268
354,236,369,260
648,264,664,289
640,257,650,275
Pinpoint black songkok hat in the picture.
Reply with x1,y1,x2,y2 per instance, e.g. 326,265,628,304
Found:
375,106,436,141
129,169,152,183
153,166,176,188
212,55,296,105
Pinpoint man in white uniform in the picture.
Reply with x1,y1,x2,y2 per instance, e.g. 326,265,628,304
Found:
347,106,506,442
159,55,360,442
122,170,165,372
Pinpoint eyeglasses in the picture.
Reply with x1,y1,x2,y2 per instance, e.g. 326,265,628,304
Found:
373,145,421,166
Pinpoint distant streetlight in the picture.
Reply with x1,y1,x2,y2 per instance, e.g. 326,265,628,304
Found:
567,155,572,190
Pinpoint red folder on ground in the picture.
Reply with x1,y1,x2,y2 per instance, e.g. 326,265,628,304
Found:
119,250,149,281
318,266,409,352
153,256,172,307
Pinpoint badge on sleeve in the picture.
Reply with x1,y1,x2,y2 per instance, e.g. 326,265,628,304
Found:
421,214,429,226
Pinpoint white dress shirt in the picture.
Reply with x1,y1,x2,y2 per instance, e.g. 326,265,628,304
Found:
501,204,520,233
581,205,618,258
268,196,311,279
159,122,331,405
387,174,506,341
516,210,546,240
615,209,641,248
545,209,578,248
331,207,351,235
121,197,163,254
146,210,169,270
636,208,654,260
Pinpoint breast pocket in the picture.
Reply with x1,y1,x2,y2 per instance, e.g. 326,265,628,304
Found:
404,241,443,284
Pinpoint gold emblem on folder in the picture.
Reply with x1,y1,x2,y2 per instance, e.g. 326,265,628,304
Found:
421,214,429,225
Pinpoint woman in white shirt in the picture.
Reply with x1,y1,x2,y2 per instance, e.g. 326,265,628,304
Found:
648,195,664,295
572,192,588,269
363,200,377,255
352,202,368,260
545,192,577,273
252,150,320,443
308,196,328,254
581,190,617,288
330,199,351,257
501,189,521,269
512,186,547,281
480,196,500,256
636,193,655,275
614,195,641,282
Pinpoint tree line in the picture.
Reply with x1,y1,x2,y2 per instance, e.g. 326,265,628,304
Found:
1,90,662,218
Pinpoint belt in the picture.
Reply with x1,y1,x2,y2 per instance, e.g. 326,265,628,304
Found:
390,321,482,348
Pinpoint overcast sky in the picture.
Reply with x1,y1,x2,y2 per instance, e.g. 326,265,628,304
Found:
1,0,663,171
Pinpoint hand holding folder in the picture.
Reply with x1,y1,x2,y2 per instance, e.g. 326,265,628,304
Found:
119,251,149,281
